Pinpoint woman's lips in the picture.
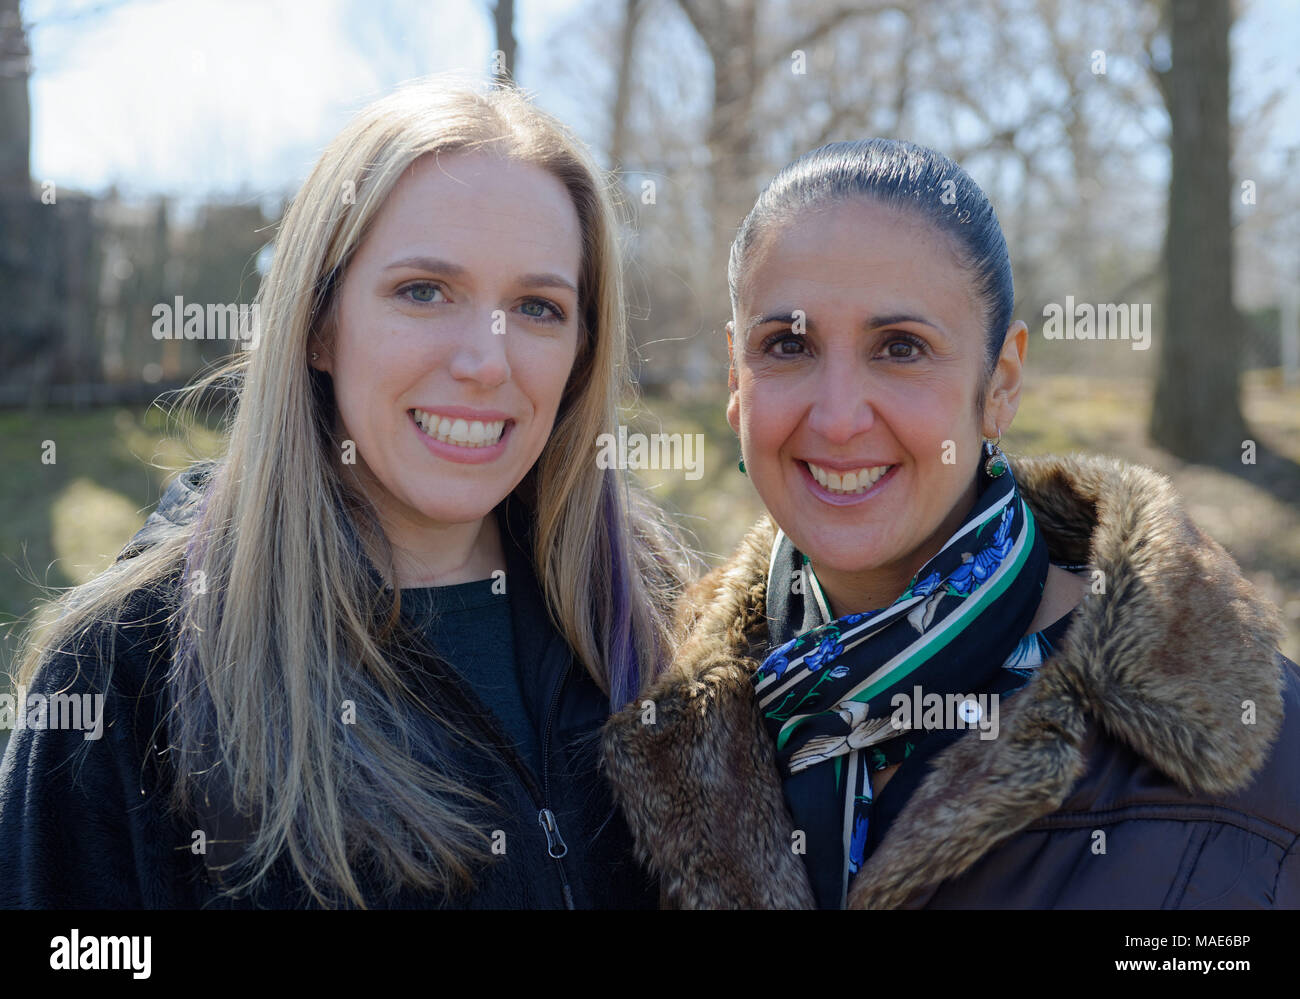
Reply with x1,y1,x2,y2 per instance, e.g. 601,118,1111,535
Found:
410,408,508,446
409,410,512,464
798,459,898,505
804,459,893,492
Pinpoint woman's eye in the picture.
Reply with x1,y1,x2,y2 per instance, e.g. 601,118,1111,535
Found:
519,298,563,322
883,334,926,359
401,281,445,304
762,332,807,355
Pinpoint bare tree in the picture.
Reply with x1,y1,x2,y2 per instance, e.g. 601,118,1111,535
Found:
1148,0,1246,462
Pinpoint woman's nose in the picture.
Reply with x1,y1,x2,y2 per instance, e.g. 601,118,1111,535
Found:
447,312,511,386
806,363,874,444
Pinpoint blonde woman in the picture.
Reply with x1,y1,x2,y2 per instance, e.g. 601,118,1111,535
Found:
0,80,687,909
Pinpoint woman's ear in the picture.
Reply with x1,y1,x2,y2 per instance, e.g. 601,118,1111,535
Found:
308,341,332,374
983,320,1027,436
308,314,336,373
308,285,342,374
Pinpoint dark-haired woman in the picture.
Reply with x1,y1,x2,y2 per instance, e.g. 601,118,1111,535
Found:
602,139,1300,908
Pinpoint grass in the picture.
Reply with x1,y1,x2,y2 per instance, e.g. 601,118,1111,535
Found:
0,403,224,687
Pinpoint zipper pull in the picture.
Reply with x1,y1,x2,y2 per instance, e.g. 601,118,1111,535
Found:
538,808,568,859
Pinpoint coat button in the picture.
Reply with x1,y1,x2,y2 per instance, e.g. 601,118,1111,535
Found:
957,699,981,724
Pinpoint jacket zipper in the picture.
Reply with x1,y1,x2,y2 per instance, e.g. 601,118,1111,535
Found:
427,646,577,909
538,657,574,908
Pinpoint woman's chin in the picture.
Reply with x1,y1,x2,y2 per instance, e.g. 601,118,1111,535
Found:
379,483,511,530
784,525,899,576
413,500,505,527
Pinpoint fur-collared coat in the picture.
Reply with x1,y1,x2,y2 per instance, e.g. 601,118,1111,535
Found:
602,453,1300,908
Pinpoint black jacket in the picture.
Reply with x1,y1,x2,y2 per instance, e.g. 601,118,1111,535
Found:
602,453,1300,908
0,463,657,909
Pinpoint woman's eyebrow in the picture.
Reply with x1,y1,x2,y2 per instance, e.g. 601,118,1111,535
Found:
518,272,578,294
383,255,467,276
381,257,575,294
744,310,946,334
868,312,946,335
745,310,804,334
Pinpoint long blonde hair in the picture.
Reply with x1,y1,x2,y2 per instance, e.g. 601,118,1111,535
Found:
15,78,691,907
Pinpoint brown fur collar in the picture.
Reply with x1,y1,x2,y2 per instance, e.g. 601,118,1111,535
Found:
601,452,1287,908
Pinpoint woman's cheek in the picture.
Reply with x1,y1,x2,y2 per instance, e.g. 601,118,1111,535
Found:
745,380,799,441
519,335,580,418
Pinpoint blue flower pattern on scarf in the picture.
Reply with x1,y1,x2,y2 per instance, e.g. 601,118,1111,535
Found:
848,815,870,874
946,506,1015,596
805,636,844,671
911,570,943,598
764,637,799,680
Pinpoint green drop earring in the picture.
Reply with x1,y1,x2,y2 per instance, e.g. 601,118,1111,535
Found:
984,427,1008,478
738,457,747,475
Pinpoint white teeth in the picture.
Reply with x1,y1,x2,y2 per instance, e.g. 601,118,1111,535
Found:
411,410,506,448
806,461,892,494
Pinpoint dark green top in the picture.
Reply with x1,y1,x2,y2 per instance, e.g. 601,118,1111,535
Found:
399,577,546,782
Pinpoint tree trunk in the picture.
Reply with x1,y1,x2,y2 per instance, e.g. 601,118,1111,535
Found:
0,0,30,189
674,0,760,386
1149,0,1246,462
491,0,516,85
610,0,643,167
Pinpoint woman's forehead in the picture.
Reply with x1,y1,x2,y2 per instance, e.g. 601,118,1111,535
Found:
354,152,582,278
738,200,978,318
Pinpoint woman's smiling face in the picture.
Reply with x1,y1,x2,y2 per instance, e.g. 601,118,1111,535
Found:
728,196,1025,611
312,150,582,543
